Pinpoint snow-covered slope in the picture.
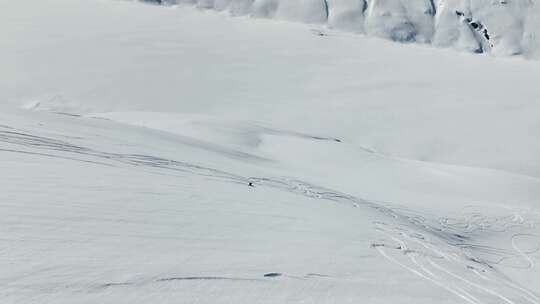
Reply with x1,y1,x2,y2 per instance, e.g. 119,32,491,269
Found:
2,0,540,303
145,0,540,57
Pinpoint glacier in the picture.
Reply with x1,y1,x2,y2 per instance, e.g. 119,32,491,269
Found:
144,0,540,58
2,0,540,303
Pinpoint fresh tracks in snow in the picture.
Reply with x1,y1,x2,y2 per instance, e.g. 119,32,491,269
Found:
1,124,539,303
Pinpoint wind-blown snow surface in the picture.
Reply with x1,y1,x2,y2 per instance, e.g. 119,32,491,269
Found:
2,0,540,303
146,0,540,58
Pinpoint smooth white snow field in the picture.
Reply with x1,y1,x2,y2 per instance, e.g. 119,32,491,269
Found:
1,0,540,303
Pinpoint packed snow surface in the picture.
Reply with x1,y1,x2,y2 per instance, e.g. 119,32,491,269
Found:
2,0,540,303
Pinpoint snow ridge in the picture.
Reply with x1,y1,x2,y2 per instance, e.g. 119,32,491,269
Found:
141,0,540,58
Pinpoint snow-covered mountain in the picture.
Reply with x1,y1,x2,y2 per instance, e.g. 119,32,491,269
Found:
144,0,540,58
2,0,540,303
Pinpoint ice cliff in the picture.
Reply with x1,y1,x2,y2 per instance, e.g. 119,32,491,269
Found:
141,0,540,58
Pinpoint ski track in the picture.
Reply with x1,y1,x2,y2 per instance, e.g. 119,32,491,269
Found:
1,124,540,303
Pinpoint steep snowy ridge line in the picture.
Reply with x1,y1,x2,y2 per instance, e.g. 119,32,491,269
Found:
137,0,540,58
